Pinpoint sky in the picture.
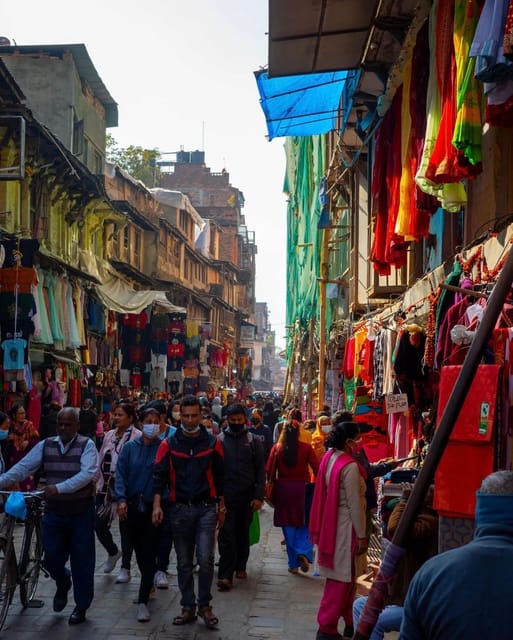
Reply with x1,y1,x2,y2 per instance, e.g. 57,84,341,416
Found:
2,1,288,348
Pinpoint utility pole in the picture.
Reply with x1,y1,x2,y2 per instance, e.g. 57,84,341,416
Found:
317,227,330,410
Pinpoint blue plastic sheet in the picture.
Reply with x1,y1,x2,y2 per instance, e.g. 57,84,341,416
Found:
255,69,360,140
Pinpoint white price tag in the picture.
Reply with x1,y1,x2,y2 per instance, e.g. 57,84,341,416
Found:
385,393,409,414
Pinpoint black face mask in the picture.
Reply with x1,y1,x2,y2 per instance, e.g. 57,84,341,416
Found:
228,422,245,433
250,417,260,425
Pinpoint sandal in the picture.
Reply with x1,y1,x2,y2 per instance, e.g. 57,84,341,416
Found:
297,554,310,573
288,567,299,575
198,605,219,630
172,608,197,625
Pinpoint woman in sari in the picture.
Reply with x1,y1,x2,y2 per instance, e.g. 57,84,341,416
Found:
309,419,367,640
5,403,40,490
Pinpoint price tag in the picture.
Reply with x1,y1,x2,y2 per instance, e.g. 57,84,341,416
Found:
385,393,409,414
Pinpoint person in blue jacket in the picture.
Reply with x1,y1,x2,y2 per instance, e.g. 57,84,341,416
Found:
400,470,513,640
115,407,162,623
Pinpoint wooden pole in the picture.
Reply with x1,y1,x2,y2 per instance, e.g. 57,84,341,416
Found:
354,244,513,639
318,228,330,410
306,317,315,418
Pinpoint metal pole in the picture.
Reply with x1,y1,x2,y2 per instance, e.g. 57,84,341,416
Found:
354,244,513,639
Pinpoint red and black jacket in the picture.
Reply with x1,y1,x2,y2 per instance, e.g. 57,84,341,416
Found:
153,427,224,503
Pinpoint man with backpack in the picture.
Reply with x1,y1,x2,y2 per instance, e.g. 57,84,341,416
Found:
216,403,265,590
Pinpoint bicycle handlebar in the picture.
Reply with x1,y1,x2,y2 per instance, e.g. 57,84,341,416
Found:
0,490,45,500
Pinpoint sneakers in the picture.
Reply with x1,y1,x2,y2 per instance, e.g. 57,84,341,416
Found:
115,568,131,583
137,603,150,622
154,570,169,589
103,550,122,574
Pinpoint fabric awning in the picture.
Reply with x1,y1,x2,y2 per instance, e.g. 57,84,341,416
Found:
79,250,186,315
255,69,360,140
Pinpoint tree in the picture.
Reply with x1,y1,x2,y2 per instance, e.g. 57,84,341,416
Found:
106,134,161,187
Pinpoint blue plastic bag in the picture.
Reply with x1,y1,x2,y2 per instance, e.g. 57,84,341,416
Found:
5,491,27,520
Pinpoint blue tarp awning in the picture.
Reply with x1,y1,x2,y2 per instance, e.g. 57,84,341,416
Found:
255,69,361,140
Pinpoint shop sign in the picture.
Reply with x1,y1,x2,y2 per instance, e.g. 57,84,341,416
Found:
385,392,409,414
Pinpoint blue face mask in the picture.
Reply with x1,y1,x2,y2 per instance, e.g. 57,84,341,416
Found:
0,431,8,441
142,424,160,439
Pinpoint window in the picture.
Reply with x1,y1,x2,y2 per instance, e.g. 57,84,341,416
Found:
72,119,84,156
173,241,181,269
93,150,103,175
134,230,142,268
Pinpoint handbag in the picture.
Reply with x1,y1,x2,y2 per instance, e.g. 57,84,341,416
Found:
264,449,278,508
249,510,260,545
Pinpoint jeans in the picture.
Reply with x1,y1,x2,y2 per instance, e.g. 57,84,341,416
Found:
170,502,217,610
126,505,161,604
42,508,95,610
217,501,252,580
156,500,173,572
282,525,313,569
353,596,404,639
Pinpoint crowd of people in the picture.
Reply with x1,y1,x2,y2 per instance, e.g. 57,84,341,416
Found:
0,391,510,638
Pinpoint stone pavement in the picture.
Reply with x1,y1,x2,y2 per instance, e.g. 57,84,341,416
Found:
2,508,398,639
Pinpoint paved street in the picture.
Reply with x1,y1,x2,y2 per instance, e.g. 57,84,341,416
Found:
2,508,399,639
2,507,323,639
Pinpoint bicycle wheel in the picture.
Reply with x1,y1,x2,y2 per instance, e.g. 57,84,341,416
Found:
0,538,17,630
19,520,42,607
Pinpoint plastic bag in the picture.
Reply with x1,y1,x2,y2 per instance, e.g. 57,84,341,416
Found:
5,491,27,520
249,510,260,545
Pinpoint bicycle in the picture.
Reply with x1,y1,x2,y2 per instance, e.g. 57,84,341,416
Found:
0,490,47,630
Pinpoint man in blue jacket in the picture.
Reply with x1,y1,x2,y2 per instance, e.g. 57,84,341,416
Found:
400,470,513,639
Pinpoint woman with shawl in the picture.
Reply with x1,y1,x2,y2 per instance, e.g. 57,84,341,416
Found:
309,419,367,640
5,403,40,491
267,416,319,574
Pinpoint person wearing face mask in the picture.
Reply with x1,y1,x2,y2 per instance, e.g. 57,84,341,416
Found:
247,408,273,462
312,414,334,463
309,420,368,640
114,407,163,623
0,411,10,475
168,400,182,429
216,404,265,590
152,395,225,630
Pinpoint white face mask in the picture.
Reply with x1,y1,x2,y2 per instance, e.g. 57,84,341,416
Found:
321,424,332,434
172,412,181,421
142,424,160,439
181,424,201,434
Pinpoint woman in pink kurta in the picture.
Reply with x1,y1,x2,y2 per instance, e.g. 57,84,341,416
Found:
310,420,367,640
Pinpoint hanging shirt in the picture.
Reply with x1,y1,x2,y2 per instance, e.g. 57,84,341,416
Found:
2,338,27,370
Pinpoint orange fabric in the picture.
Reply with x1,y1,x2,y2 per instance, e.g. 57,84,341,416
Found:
0,267,38,293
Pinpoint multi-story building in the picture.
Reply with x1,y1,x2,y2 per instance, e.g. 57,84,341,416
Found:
159,151,258,395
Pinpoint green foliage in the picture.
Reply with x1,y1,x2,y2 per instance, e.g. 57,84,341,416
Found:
106,134,161,187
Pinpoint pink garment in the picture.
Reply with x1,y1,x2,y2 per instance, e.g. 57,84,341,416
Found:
309,450,364,569
27,387,42,431
317,576,355,634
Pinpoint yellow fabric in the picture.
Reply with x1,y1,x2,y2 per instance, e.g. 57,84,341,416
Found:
396,55,415,240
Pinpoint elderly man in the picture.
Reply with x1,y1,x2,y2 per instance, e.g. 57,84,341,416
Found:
0,406,98,625
400,470,513,640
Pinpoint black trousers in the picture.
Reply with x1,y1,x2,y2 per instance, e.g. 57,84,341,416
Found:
95,497,133,569
217,501,253,581
126,505,161,604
